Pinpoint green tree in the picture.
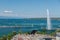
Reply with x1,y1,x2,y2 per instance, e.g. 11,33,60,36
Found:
12,31,17,36
7,34,12,40
25,32,30,35
18,31,22,34
2,35,7,40
7,31,17,40
50,32,56,36
0,37,3,40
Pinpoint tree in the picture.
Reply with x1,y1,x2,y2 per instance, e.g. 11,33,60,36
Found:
2,35,7,40
18,31,22,34
7,34,12,40
12,31,17,36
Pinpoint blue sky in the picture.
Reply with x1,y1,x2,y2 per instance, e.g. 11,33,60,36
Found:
0,0,60,18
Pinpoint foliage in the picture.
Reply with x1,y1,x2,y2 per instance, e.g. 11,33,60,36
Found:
0,35,7,40
56,30,60,32
18,31,22,34
25,32,30,35
50,32,56,36
7,31,17,40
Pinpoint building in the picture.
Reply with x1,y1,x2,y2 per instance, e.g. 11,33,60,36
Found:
56,32,60,40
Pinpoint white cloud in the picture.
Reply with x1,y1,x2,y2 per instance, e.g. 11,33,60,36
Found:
0,10,20,18
4,10,12,13
1,10,15,17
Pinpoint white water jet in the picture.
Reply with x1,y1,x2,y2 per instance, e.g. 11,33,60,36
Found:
47,9,51,30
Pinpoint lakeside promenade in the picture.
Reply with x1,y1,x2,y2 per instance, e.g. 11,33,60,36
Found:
11,34,56,40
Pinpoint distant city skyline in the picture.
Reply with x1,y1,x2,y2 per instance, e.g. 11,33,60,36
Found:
0,0,60,18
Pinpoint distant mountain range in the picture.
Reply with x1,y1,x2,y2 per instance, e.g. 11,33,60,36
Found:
0,16,60,19
0,16,21,19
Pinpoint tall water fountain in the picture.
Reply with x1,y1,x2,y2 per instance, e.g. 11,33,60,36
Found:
46,9,55,34
42,9,56,40
47,9,51,30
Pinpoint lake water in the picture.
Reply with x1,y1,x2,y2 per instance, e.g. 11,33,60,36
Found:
0,18,60,36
